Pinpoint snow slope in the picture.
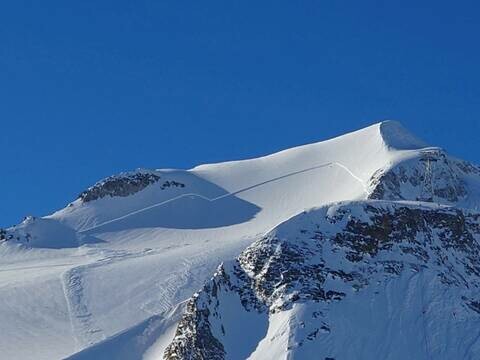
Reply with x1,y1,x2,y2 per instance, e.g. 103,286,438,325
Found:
47,120,426,234
1,120,479,360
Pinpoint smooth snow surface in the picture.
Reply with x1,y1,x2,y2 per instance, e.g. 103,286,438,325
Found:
379,120,429,150
1,121,478,359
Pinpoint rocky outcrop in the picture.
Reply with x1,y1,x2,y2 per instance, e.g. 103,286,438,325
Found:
165,260,265,360
368,149,472,203
0,228,7,241
164,201,480,359
78,171,185,202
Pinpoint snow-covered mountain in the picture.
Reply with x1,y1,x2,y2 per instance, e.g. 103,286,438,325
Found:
1,121,480,359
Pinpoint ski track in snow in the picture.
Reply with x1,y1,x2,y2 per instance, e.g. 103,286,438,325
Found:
143,239,243,316
62,266,104,349
58,242,223,351
150,257,201,314
61,248,173,350
79,161,366,233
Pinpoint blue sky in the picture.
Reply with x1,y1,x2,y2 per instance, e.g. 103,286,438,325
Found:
1,1,479,227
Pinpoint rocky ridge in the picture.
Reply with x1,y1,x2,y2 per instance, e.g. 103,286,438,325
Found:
78,171,185,202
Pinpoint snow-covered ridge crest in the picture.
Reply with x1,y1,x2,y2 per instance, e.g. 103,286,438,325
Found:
46,121,443,233
5,121,480,245
378,120,429,150
191,120,427,172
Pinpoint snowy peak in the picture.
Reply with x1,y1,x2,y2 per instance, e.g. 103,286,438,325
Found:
3,120,480,360
160,123,480,360
8,121,480,246
378,120,429,150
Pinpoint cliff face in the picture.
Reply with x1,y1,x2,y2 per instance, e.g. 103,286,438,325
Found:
165,202,480,360
367,148,479,204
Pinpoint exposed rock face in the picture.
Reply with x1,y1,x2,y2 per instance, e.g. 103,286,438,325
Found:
78,171,185,202
164,202,480,359
0,228,7,241
165,259,266,359
368,149,472,203
162,292,226,360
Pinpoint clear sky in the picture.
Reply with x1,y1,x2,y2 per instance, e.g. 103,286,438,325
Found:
1,1,479,227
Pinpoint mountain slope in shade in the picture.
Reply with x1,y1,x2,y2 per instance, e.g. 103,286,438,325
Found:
1,121,480,360
164,201,480,359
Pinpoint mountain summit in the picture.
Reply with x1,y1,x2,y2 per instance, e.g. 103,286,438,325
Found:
1,122,480,360
378,120,429,150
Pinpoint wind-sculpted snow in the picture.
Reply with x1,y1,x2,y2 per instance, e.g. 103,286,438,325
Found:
165,201,480,359
378,120,428,150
